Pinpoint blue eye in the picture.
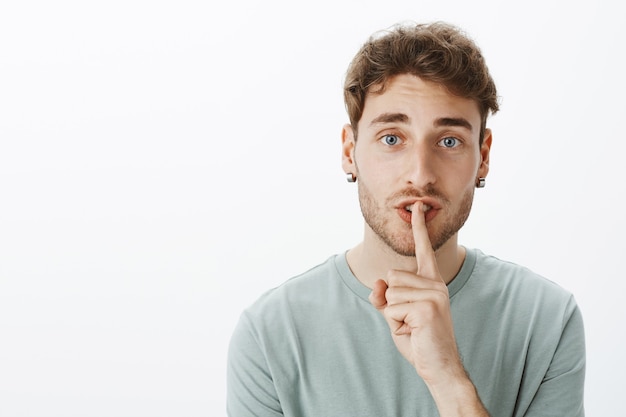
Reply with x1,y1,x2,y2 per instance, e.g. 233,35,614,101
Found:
382,134,401,146
440,137,460,148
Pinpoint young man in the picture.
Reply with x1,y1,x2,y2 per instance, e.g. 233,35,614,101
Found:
227,22,585,416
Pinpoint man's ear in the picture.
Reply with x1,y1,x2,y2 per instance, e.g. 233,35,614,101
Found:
341,124,357,175
478,128,493,179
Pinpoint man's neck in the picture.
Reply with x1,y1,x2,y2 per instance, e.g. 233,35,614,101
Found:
345,228,466,289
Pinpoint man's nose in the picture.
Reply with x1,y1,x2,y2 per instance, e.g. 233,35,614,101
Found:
404,144,437,188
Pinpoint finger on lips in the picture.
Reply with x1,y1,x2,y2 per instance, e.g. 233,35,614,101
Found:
369,202,443,313
410,201,439,279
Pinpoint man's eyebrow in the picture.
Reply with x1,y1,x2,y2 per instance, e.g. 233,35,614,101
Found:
434,117,474,132
369,112,410,126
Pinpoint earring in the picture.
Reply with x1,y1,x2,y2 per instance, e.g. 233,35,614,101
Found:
476,177,486,188
346,173,357,183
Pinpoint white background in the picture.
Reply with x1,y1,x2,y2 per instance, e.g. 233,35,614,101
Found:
1,0,624,416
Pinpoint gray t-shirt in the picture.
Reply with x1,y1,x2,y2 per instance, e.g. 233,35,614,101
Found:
227,248,585,416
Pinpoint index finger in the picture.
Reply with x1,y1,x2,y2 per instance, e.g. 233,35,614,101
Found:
411,201,440,279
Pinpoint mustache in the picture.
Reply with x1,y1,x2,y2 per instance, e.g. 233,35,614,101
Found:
387,185,449,204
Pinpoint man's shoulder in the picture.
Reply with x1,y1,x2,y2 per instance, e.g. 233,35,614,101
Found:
244,253,344,314
471,248,575,306
266,253,340,292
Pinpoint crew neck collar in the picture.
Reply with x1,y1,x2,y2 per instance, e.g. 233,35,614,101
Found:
334,247,477,302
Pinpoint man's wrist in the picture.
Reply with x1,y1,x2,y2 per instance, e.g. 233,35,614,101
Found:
424,373,489,417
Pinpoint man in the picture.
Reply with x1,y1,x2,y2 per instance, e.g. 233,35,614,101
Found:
227,22,585,416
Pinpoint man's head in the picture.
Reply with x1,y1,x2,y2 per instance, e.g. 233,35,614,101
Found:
343,22,499,145
341,22,498,256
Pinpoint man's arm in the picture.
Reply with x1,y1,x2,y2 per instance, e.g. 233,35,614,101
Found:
227,313,283,417
519,298,586,416
369,202,489,416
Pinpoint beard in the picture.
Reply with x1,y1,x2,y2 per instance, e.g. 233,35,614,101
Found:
357,179,474,256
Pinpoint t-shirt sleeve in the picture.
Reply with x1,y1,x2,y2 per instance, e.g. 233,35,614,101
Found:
227,312,283,417
521,296,586,417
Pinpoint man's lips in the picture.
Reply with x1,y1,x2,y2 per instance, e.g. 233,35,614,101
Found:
404,203,433,213
396,199,441,224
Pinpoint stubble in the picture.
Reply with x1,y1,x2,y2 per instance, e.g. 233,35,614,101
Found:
357,179,474,256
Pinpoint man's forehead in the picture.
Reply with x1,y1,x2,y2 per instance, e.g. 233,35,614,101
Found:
361,74,482,122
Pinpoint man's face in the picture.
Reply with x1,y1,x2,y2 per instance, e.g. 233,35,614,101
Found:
342,74,491,256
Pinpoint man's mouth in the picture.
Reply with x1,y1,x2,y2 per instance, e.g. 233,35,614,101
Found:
405,203,433,213
398,201,439,224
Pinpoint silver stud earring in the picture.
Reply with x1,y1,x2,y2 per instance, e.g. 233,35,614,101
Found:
476,177,486,188
346,173,357,183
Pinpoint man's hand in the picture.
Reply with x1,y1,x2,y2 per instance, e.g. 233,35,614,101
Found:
368,202,489,415
369,201,463,382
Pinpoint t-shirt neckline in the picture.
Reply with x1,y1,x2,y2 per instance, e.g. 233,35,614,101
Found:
334,247,477,302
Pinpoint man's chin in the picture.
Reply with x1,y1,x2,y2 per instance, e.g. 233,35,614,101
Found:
385,237,419,257
388,232,450,256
